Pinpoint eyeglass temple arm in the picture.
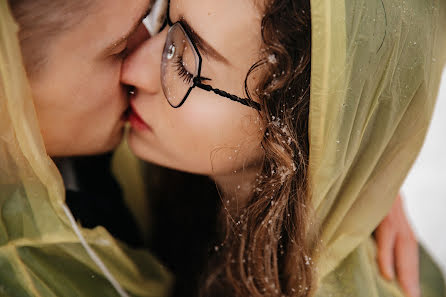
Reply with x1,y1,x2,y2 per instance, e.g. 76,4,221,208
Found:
194,80,261,111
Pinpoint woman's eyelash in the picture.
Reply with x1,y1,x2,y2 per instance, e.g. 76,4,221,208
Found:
174,55,193,84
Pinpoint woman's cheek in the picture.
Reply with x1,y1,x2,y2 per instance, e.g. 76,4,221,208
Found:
164,92,263,174
208,120,264,174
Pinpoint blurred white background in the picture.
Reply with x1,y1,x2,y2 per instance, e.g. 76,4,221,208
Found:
403,68,446,274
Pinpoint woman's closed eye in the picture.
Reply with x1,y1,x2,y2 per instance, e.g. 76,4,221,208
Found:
174,55,193,84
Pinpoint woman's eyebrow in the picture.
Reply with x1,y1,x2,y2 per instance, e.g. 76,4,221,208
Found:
179,17,230,65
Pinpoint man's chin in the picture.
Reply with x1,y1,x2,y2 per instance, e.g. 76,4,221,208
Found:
48,126,126,157
92,125,126,155
90,119,128,155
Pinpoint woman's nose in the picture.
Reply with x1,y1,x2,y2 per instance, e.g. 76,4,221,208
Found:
121,28,168,94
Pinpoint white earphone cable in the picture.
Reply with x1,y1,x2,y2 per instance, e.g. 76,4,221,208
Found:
62,204,130,297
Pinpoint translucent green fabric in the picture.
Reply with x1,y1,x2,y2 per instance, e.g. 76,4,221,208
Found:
309,0,446,295
0,1,171,296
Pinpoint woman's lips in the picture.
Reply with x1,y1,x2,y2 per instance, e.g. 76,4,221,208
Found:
129,101,152,131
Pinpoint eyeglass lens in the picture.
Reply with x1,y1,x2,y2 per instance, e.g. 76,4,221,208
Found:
161,23,199,107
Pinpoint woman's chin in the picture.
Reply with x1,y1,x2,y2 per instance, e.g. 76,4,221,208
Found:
127,129,161,164
127,131,197,174
127,130,146,156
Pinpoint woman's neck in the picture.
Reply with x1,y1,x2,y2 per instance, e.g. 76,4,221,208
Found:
211,165,262,210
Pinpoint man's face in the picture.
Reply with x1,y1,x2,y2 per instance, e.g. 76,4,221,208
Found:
30,0,150,157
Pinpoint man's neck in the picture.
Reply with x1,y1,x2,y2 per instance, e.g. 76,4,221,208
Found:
53,157,80,191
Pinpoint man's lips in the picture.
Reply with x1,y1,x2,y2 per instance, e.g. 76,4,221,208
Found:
128,101,151,131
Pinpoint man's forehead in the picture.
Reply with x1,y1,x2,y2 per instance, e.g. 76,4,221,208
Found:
98,0,153,55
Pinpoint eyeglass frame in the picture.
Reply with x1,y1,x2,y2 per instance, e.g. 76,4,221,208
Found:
156,0,261,111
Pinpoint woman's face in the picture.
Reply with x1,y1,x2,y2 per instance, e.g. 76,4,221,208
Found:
30,0,150,157
121,0,265,177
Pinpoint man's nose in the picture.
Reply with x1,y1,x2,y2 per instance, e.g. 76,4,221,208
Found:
121,28,168,95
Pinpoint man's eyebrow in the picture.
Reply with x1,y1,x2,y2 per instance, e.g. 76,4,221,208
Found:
179,17,230,65
104,2,153,54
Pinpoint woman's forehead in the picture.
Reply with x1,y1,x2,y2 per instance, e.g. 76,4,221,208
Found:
169,0,263,64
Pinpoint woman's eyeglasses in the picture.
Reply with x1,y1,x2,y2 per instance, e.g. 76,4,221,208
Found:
143,0,261,111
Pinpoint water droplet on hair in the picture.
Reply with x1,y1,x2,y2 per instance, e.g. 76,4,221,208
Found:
267,54,277,64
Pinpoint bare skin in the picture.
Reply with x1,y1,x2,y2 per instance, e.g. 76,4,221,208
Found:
375,194,420,297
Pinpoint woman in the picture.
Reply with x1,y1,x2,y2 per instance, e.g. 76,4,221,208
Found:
122,0,446,296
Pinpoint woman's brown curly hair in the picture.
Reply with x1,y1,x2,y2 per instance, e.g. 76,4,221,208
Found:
201,0,314,296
